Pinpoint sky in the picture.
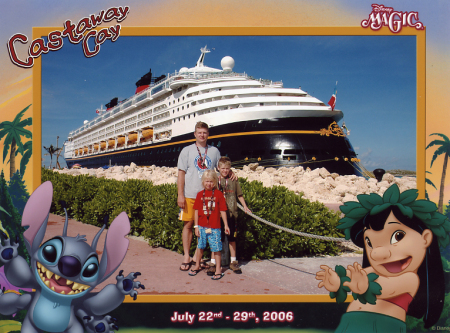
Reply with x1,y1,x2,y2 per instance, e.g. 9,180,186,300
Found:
41,35,416,171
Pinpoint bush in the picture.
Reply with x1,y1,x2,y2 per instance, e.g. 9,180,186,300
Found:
42,168,343,259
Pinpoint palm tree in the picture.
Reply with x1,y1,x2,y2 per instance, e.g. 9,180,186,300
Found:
426,133,450,213
0,105,32,179
43,144,62,169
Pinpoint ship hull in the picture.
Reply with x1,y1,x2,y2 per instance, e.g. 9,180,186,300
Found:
65,117,360,176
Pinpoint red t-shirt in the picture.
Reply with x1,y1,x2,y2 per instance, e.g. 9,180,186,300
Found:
193,189,227,229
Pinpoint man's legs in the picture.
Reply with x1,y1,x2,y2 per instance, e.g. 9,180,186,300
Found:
182,220,194,266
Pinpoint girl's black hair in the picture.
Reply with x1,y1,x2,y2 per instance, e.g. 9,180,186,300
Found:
349,205,444,328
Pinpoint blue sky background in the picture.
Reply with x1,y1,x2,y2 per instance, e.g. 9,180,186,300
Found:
41,35,416,171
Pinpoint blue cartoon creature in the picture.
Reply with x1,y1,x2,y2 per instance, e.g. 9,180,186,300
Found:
0,181,144,332
316,184,447,332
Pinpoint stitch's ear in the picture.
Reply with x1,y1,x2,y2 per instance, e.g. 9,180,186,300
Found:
98,212,130,283
22,181,53,254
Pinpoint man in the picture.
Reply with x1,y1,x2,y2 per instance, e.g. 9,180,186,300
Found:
177,122,221,271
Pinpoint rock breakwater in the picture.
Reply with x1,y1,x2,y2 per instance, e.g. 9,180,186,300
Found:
55,163,416,204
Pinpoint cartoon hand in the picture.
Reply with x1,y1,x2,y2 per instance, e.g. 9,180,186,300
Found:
0,232,19,264
83,315,119,333
343,262,369,294
316,265,340,292
116,270,145,300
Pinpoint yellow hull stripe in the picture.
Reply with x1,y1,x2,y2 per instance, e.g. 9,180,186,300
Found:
67,130,326,161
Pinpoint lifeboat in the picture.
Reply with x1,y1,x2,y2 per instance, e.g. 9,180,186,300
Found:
140,129,153,142
83,147,88,154
93,144,99,151
108,139,115,148
116,137,125,147
100,141,106,150
127,133,138,145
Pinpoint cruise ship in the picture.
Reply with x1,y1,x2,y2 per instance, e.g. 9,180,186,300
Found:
64,46,360,175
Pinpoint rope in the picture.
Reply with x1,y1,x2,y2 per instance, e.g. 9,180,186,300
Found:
237,203,347,242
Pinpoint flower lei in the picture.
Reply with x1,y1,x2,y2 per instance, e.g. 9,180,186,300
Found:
337,184,450,248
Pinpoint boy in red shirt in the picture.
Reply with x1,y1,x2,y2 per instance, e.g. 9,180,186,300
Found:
189,170,230,280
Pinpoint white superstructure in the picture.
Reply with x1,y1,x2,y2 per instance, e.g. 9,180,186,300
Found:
64,46,336,160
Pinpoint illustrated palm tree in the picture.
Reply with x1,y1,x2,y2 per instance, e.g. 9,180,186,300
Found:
426,133,450,213
0,105,32,179
43,144,61,169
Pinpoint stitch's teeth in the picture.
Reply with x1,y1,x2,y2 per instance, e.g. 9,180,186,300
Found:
51,287,56,292
44,281,50,288
72,282,82,290
37,262,42,269
60,291,65,295
45,270,53,279
54,274,61,280
66,279,74,286
68,291,75,295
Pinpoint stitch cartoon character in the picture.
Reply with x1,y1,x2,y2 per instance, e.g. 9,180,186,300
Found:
316,184,447,332
0,181,145,333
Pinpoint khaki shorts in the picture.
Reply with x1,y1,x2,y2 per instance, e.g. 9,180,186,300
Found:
179,198,196,221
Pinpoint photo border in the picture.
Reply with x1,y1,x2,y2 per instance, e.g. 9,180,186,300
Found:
32,26,425,303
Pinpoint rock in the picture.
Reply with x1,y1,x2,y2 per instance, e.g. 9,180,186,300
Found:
248,163,259,171
382,173,396,183
57,163,416,205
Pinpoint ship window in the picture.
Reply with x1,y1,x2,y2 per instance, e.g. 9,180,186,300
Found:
270,149,282,155
183,97,185,100
284,149,301,154
177,108,179,111
183,116,185,120
210,142,214,146
217,141,221,148
187,105,189,108
178,98,180,102
182,106,184,110
283,155,297,160
169,102,171,106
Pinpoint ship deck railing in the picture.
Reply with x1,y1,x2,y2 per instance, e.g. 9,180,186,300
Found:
69,71,284,138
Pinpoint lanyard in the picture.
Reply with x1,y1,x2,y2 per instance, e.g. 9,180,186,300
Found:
196,143,208,168
202,189,215,226
219,176,228,195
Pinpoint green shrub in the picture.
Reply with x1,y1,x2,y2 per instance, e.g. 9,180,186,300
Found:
42,168,343,259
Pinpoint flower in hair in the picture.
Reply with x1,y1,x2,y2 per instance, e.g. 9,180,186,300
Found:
337,184,450,248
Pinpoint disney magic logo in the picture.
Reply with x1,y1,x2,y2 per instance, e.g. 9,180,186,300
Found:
7,6,129,68
361,4,424,33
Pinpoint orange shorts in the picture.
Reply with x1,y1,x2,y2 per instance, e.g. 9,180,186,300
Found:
179,198,196,222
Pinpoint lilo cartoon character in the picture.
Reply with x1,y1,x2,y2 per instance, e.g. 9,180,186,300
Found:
316,184,447,332
0,181,144,333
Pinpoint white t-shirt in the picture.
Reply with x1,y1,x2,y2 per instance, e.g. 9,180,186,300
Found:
177,143,221,199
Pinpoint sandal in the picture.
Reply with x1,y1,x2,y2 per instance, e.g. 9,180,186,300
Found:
179,262,191,271
189,269,201,276
211,273,224,280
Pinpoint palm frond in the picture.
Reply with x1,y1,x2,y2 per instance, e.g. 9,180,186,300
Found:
430,145,448,168
2,134,13,162
430,133,450,143
11,105,31,126
426,139,446,149
20,148,32,176
426,177,437,190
